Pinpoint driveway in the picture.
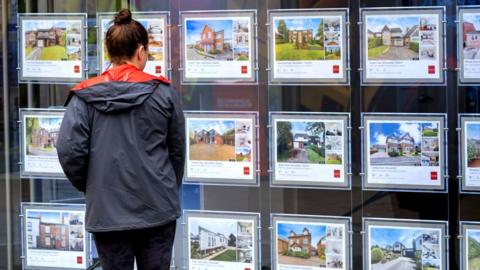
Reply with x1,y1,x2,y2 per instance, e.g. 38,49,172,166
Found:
26,47,42,60
371,257,417,270
287,149,309,163
370,155,421,166
372,46,419,60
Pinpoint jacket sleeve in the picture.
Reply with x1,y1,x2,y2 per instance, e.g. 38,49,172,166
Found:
57,94,91,193
167,88,186,188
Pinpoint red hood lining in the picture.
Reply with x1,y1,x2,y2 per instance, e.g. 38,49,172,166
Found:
72,64,170,91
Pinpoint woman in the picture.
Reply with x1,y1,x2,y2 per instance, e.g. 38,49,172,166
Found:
57,9,185,270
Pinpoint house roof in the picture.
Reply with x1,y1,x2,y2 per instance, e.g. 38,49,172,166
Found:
390,27,403,33
368,29,374,34
381,25,390,32
405,25,419,37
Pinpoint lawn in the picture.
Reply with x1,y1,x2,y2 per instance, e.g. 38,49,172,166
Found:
236,55,249,61
25,47,33,57
368,45,390,59
276,43,325,61
307,147,325,163
211,249,236,262
39,46,67,61
469,257,480,270
326,157,342,164
422,130,438,137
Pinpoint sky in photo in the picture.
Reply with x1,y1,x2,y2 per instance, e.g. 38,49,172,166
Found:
190,217,246,238
467,123,480,141
274,18,321,32
279,120,324,136
186,19,233,45
370,226,437,249
366,15,420,34
468,229,480,244
27,210,66,224
464,13,480,30
277,222,327,246
369,122,422,146
24,20,68,32
189,119,235,135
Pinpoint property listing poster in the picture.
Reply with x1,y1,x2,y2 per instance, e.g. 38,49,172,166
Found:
363,9,443,83
463,224,480,269
463,120,480,189
182,11,255,82
272,114,348,187
365,117,444,190
98,13,168,77
21,16,85,81
274,219,348,270
459,8,480,82
187,214,257,270
21,110,65,177
24,207,87,269
185,113,257,184
366,221,445,270
270,11,347,83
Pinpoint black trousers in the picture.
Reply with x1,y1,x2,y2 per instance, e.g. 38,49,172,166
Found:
92,220,176,270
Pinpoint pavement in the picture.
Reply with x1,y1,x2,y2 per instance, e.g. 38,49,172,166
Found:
372,46,419,61
371,257,417,270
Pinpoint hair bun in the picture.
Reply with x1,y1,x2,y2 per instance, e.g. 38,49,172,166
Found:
114,9,132,25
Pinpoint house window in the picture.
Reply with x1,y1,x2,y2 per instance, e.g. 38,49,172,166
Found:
44,226,50,233
45,237,50,245
303,239,308,244
208,32,211,39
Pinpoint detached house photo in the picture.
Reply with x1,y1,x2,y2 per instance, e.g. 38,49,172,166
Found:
277,223,334,267
186,19,234,61
463,14,480,60
189,119,237,162
24,20,82,61
367,16,421,60
25,116,62,157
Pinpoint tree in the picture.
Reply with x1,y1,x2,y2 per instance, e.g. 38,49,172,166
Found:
371,247,384,264
228,233,236,247
467,141,477,163
316,20,324,47
277,121,293,153
277,19,289,43
306,122,325,136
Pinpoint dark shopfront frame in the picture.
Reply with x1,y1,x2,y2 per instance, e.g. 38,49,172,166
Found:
0,0,479,269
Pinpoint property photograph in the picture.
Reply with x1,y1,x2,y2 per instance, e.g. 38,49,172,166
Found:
24,20,82,61
463,13,480,60
276,120,326,164
274,17,329,61
326,254,344,269
466,123,480,168
188,119,236,162
26,211,70,251
369,122,423,166
140,19,164,61
369,226,441,270
325,46,341,59
277,222,329,268
467,229,480,269
326,153,343,165
420,46,436,60
325,136,342,151
325,122,343,136
366,16,421,60
422,138,439,152
25,116,62,157
189,217,254,263
185,18,235,61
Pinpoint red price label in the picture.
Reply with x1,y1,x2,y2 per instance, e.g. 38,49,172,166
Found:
430,171,438,180
243,167,250,175
241,65,248,74
428,65,435,74
334,169,341,178
333,65,340,74
155,66,162,74
74,65,80,73
77,256,83,264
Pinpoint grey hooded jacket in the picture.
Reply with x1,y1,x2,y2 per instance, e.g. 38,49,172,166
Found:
57,65,185,232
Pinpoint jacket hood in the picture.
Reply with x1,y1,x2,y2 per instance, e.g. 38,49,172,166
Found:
67,64,170,113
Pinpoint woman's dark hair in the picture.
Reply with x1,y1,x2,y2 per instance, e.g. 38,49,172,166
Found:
105,9,149,64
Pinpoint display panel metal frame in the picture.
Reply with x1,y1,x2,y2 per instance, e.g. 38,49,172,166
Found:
459,221,480,270
96,11,171,78
183,111,259,186
20,203,89,270
458,114,480,193
270,213,352,270
19,108,66,180
182,210,261,270
17,13,88,84
363,218,448,270
361,113,448,192
359,6,447,86
457,5,480,85
269,112,351,190
267,8,350,85
179,9,258,85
